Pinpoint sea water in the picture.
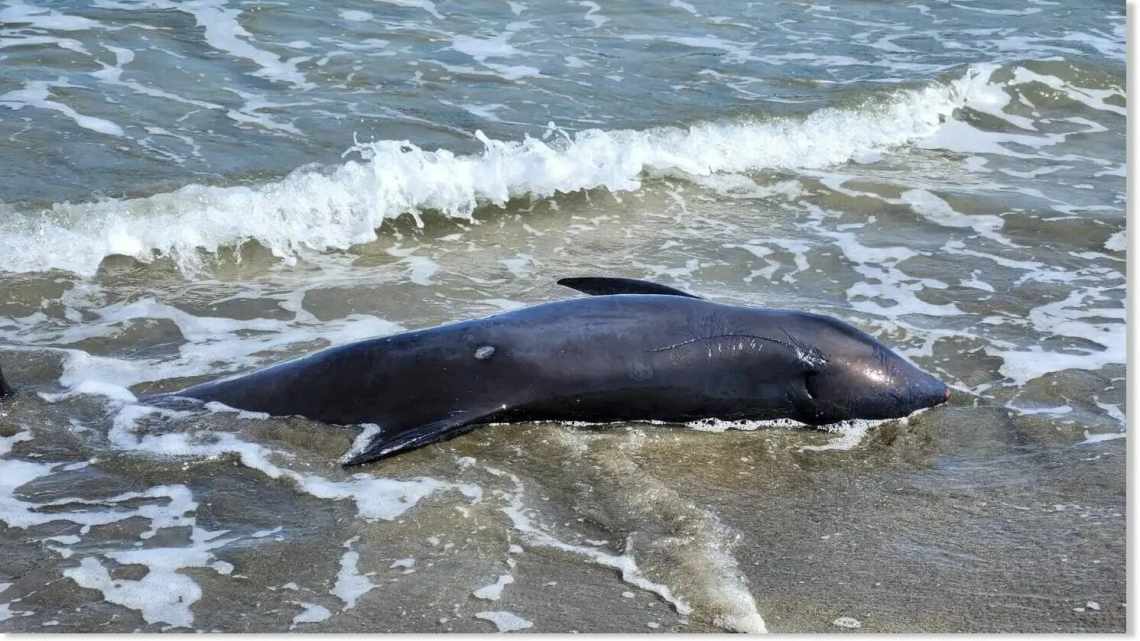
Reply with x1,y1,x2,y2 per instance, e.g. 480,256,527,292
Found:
0,0,1125,632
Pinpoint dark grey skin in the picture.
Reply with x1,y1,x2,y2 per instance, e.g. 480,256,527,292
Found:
148,277,950,466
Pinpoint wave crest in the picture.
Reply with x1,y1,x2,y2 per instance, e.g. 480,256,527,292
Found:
1,65,1003,276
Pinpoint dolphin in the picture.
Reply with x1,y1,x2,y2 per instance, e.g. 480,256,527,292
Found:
144,277,950,466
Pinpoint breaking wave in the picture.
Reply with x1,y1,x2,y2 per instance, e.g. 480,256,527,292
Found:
0,64,1020,275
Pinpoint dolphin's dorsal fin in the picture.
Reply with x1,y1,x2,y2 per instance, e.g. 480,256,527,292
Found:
0,364,10,398
557,277,701,298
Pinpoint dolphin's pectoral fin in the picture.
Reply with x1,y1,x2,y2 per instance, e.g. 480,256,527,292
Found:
557,277,701,299
788,374,824,425
341,412,487,467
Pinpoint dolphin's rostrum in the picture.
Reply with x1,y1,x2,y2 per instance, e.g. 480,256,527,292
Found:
140,277,950,466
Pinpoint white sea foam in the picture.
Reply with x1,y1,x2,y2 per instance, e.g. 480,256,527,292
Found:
1008,67,1126,117
899,189,1009,245
0,0,102,32
1078,431,1126,445
375,0,442,19
332,537,377,609
94,402,483,523
0,80,125,137
487,466,693,616
1009,404,1074,416
1,65,1011,276
92,0,312,88
472,574,514,601
0,430,260,628
798,421,875,452
340,9,372,21
578,1,607,27
824,228,961,319
0,582,20,622
16,294,403,390
0,398,477,628
64,527,239,629
91,45,223,114
0,33,90,54
988,287,1125,386
624,34,755,64
483,461,768,633
669,0,698,15
1095,400,1126,427
475,610,533,632
452,33,523,60
1104,230,1126,252
449,23,539,79
685,417,808,433
289,602,332,629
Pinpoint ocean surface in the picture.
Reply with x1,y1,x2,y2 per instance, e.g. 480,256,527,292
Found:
0,0,1126,632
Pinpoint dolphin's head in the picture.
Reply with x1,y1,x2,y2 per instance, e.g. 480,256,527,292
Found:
792,315,949,425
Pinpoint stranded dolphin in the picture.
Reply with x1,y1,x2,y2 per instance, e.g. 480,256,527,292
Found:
145,277,950,466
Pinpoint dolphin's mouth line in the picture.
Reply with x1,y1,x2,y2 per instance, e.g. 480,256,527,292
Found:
648,333,827,370
649,333,778,353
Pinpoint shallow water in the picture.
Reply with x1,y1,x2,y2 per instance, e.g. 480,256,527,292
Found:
0,0,1126,633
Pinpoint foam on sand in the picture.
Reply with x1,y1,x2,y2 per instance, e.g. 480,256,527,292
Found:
485,456,767,633
475,610,533,632
63,529,236,629
0,429,260,628
472,574,515,601
488,466,695,616
103,403,482,522
0,582,27,623
332,537,377,610
289,602,332,629
1078,431,1126,446
0,403,477,629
